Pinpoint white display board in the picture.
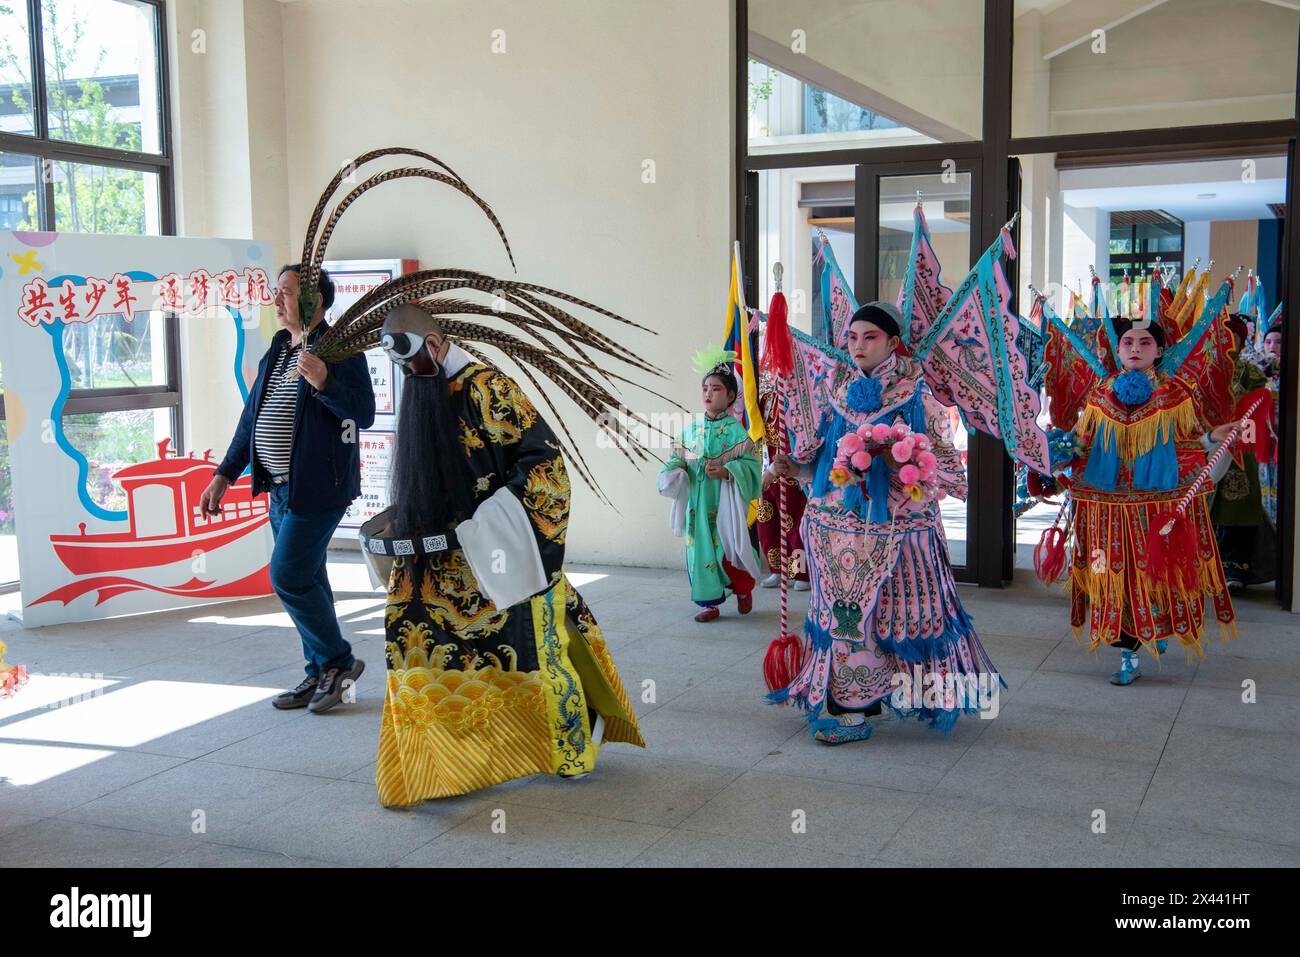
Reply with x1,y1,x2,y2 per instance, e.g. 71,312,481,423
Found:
0,231,276,627
324,258,418,532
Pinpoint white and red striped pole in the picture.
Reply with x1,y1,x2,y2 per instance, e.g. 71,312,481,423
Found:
1157,393,1268,535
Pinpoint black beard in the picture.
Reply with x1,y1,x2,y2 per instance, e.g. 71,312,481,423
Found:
389,372,478,537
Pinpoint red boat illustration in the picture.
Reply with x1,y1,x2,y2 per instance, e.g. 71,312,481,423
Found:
48,438,270,576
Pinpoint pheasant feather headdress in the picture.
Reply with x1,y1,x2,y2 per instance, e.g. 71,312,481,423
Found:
297,146,677,504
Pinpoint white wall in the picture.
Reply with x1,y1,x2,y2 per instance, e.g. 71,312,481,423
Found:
168,0,735,569
169,0,291,462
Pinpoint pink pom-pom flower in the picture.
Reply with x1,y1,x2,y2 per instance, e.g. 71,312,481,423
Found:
841,432,864,454
850,450,872,471
870,424,892,443
892,424,910,441
891,438,915,462
916,451,937,470
899,464,920,484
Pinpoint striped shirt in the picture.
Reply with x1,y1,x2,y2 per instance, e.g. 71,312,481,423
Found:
253,342,301,480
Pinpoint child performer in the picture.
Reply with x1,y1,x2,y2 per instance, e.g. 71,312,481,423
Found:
659,348,763,622
1048,311,1242,685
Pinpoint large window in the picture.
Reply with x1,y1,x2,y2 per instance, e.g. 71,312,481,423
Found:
0,0,174,584
1108,213,1184,285
742,0,1300,599
746,0,983,156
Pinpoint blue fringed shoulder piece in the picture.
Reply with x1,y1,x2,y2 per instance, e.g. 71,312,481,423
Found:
1131,426,1179,491
1083,428,1120,491
810,411,849,499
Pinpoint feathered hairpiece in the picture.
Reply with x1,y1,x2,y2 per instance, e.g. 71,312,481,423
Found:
296,146,679,505
692,345,737,378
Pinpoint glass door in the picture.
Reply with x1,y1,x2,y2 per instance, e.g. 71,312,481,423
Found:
747,158,1007,582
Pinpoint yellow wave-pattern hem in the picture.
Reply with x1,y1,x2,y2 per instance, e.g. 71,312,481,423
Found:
376,664,553,805
376,577,645,806
1077,396,1198,462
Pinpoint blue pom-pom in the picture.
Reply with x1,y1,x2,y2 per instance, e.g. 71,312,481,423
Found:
846,376,883,414
1113,370,1154,407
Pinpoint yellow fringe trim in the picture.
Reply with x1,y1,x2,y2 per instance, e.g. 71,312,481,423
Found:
1077,396,1198,461
1069,521,1234,662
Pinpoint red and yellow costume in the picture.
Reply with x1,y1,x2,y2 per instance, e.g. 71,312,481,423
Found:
1045,269,1239,658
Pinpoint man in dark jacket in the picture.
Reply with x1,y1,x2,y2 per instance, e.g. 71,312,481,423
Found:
200,265,376,713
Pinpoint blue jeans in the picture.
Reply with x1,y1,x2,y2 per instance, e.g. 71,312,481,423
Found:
267,484,353,678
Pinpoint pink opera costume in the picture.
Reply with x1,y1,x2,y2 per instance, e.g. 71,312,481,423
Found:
766,207,1051,741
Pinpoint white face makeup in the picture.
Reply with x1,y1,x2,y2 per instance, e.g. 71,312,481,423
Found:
381,330,426,367
701,375,734,414
846,321,897,373
1118,328,1162,371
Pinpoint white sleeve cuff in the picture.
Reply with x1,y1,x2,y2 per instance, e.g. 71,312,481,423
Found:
657,467,690,537
1202,433,1232,485
455,486,550,610
716,474,760,579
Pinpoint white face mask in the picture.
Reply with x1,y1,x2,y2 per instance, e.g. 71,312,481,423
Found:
381,330,427,369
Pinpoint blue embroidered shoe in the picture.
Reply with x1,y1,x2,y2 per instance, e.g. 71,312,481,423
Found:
814,719,874,745
1109,649,1142,686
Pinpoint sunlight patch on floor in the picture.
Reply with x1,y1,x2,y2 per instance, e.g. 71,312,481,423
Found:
0,680,279,748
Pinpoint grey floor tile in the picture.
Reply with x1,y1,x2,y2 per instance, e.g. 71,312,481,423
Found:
934,744,1155,820
5,562,1299,868
0,745,183,817
499,749,740,827
677,769,919,858
1120,823,1300,867
629,826,869,867
1137,764,1300,847
1159,718,1300,786
225,779,483,866
876,796,1129,867
977,632,1060,670
399,803,669,868
636,705,804,770
618,633,765,674
1192,650,1300,698
661,665,778,716
196,698,381,779
0,819,196,868
59,761,336,840
1017,663,1193,718
960,602,1074,641
978,702,1174,765
1179,684,1300,733
159,842,335,868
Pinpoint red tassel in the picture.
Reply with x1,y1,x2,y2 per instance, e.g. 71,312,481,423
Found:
1033,526,1068,584
1026,472,1057,498
1234,387,1275,463
763,633,803,693
1145,510,1200,590
761,291,794,377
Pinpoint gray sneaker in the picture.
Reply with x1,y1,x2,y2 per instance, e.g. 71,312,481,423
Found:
308,659,365,714
272,675,318,710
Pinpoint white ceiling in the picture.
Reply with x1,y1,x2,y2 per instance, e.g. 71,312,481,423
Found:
1059,158,1287,222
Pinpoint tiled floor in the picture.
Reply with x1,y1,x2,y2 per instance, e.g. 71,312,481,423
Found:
2,557,1298,868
